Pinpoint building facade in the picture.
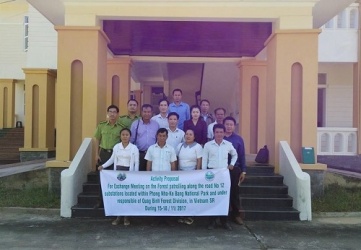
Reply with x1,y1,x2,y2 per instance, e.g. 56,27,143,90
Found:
0,0,360,172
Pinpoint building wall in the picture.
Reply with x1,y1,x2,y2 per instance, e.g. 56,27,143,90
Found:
0,2,28,79
319,4,359,63
319,63,354,127
26,5,57,68
201,62,240,121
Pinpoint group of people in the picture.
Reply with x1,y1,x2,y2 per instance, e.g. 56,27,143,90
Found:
94,88,247,231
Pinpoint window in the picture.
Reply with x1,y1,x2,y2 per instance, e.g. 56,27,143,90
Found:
325,19,334,29
24,16,29,51
350,9,358,29
337,10,346,28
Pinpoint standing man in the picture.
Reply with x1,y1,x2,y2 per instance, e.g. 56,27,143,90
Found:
202,124,237,231
207,107,226,140
146,128,177,226
223,116,246,225
118,99,140,129
166,112,185,151
130,104,159,171
145,128,177,171
93,104,124,208
94,105,124,166
168,88,190,130
200,99,214,126
151,99,169,128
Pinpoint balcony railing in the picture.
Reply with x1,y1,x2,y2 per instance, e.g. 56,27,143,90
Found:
317,127,357,155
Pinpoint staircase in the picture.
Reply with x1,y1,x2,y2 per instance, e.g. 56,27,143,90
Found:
71,171,105,218
72,165,300,220
241,164,299,220
0,128,24,165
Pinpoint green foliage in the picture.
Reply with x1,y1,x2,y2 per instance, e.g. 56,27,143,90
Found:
312,184,361,212
0,186,60,208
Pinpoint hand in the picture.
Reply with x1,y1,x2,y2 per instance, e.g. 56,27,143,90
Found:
227,165,234,170
98,165,103,171
95,155,101,165
239,172,246,184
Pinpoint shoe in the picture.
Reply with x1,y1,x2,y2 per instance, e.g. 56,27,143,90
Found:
93,202,102,209
222,222,233,231
207,220,216,230
177,217,185,223
124,216,130,226
234,216,244,225
184,217,194,225
112,217,121,226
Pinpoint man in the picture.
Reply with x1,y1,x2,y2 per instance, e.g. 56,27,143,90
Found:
207,107,226,140
130,104,159,171
93,104,124,208
223,116,247,225
166,112,185,151
145,128,177,171
200,99,214,126
146,128,177,226
202,124,237,231
168,89,190,130
151,99,169,128
94,105,124,166
118,99,140,129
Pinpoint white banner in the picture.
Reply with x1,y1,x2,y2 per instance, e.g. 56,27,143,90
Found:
100,169,230,216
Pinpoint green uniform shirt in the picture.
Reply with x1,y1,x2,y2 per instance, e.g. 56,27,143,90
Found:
94,120,124,150
118,115,140,129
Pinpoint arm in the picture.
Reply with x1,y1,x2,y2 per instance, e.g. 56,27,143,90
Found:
130,121,137,144
196,158,202,170
93,125,101,163
94,138,101,164
170,147,177,171
228,144,238,170
238,138,247,183
202,144,209,170
201,121,207,145
196,144,203,170
171,161,177,171
146,160,152,171
98,145,116,170
133,145,140,172
186,104,190,120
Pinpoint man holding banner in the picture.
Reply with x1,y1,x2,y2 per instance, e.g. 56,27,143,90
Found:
202,123,237,231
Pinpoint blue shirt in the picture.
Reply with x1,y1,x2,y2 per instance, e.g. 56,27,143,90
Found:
224,133,247,173
130,119,159,151
168,102,190,130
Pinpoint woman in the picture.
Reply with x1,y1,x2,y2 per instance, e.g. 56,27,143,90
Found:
176,129,203,225
183,105,207,146
98,128,139,226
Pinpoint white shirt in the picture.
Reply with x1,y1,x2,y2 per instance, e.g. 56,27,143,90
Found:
176,142,203,171
202,139,237,170
207,121,217,139
167,127,185,151
145,143,177,171
151,114,169,128
102,142,139,171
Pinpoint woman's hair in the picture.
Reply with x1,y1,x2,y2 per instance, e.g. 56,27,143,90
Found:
120,127,132,137
190,105,201,116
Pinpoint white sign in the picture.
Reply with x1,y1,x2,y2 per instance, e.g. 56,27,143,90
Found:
100,169,231,216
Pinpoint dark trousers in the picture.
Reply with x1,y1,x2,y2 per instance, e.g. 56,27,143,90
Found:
139,151,147,171
96,148,113,207
229,167,242,217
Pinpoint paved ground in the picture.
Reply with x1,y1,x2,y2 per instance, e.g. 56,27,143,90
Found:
1,208,361,249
